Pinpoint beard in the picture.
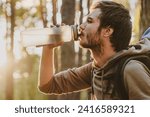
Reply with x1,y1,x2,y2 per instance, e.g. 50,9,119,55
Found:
79,34,104,54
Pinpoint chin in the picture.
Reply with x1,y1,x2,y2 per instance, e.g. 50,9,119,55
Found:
79,41,91,49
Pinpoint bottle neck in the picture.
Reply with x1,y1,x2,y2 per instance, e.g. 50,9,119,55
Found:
71,25,79,41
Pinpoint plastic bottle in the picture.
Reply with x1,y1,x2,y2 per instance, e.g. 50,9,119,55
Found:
21,25,78,47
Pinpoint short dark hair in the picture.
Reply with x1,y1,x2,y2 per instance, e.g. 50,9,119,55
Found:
93,1,132,52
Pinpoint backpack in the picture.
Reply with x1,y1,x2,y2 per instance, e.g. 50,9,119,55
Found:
90,27,150,100
115,47,150,100
115,27,150,100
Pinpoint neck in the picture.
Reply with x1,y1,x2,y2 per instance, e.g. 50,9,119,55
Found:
90,47,116,68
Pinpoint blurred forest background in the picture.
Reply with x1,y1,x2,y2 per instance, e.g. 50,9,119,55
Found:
0,0,149,100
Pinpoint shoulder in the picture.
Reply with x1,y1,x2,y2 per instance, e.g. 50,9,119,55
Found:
124,60,148,74
123,59,150,86
124,59,150,81
124,60,150,75
70,62,92,73
123,60,150,99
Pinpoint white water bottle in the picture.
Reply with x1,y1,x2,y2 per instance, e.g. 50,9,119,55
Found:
21,25,78,47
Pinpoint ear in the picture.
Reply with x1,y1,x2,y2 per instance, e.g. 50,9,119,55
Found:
103,27,113,38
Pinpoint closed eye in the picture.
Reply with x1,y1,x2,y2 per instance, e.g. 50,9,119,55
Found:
87,17,93,23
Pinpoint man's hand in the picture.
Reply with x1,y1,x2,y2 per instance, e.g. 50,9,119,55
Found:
43,23,65,49
44,41,64,49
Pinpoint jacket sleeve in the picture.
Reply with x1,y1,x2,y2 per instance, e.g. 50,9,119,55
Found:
124,60,150,99
38,62,92,95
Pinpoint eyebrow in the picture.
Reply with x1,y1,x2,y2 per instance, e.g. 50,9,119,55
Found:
83,14,93,22
83,13,91,18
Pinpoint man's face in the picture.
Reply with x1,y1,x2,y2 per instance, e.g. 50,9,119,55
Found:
79,8,102,49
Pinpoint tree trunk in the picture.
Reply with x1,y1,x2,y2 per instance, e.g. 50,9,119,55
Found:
40,0,47,27
140,0,150,36
52,0,57,25
57,0,81,100
5,0,15,100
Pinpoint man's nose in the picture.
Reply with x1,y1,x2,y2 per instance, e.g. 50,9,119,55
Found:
79,23,86,31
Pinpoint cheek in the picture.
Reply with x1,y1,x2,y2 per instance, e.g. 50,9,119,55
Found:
87,28,99,41
87,24,99,34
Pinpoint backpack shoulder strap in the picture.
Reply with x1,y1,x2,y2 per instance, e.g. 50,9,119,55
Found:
114,56,131,100
115,51,150,100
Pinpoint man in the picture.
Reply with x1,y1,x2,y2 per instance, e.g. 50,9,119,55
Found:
38,1,150,99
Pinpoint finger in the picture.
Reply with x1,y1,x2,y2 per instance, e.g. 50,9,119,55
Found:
53,41,64,47
43,41,64,48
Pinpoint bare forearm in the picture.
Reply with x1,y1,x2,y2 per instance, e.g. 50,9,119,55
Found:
38,46,55,87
